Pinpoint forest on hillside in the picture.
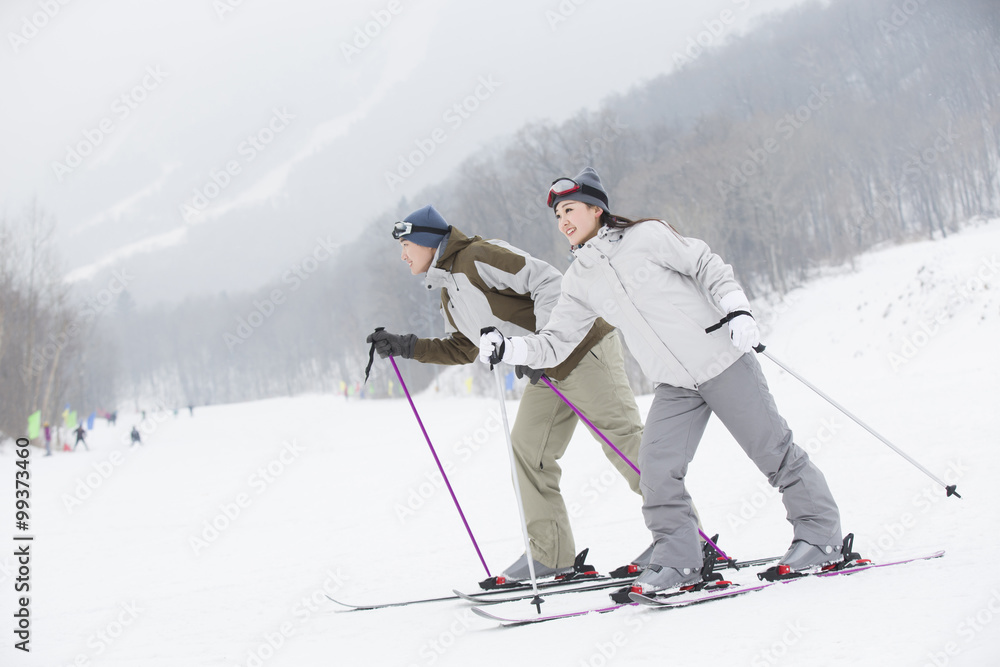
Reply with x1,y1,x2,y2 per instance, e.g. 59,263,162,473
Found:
1,0,997,434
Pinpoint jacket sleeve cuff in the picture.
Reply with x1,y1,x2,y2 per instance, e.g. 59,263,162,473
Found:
719,290,751,314
505,336,529,365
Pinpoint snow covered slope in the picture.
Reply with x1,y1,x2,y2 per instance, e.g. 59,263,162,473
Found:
2,219,998,667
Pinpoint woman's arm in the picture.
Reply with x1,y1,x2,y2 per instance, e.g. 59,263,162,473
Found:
481,287,598,369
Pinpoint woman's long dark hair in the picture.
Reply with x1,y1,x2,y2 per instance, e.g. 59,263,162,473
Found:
599,210,683,236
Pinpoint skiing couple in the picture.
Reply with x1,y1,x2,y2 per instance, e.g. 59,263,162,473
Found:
370,167,843,595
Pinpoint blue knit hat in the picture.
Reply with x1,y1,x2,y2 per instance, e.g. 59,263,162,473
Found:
394,205,450,248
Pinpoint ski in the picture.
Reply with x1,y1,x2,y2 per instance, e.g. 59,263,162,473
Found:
629,581,773,607
329,548,629,611
454,577,631,605
325,592,461,611
466,580,754,625
470,600,631,626
632,548,945,606
328,541,780,612
473,548,945,624
326,575,611,611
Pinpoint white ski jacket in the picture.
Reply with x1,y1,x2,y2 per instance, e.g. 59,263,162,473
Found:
520,221,749,390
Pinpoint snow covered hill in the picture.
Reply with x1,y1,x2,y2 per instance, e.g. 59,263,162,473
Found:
2,219,998,667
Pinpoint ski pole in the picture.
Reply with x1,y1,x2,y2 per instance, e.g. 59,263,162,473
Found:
387,355,494,576
759,349,961,499
484,340,545,613
539,376,730,560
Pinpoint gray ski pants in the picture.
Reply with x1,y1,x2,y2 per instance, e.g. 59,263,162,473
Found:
639,352,842,569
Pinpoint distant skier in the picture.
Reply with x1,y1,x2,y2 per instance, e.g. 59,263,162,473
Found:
43,422,52,456
130,426,142,447
73,424,89,451
188,404,194,416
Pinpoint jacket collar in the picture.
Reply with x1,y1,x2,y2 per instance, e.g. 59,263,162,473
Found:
570,224,623,254
423,226,481,289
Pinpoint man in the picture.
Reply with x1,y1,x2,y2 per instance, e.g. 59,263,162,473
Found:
73,423,89,451
368,204,649,582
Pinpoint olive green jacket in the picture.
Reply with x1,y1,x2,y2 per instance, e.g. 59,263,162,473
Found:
414,227,612,381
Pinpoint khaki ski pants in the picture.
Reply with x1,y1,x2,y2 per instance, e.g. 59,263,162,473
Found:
510,331,643,569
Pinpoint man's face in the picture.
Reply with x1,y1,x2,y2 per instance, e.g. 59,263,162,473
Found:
400,239,436,275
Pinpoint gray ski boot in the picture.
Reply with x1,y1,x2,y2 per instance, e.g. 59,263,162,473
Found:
777,539,843,572
630,563,702,595
500,553,573,581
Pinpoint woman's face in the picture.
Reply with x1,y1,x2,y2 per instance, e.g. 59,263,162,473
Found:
399,239,436,275
555,200,602,245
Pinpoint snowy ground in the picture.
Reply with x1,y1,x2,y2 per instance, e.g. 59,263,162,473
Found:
2,219,999,667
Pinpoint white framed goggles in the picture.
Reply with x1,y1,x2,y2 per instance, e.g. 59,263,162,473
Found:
392,221,448,240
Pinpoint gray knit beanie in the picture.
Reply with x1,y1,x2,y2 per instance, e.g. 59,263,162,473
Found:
548,166,610,212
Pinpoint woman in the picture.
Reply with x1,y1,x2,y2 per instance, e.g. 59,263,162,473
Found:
479,167,843,594
367,204,654,584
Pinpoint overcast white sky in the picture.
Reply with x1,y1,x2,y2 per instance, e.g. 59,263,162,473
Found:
0,0,809,303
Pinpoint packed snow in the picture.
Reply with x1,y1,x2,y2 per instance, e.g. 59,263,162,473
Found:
2,218,998,666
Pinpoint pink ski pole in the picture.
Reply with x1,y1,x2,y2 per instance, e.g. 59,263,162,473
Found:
388,356,492,577
539,375,729,561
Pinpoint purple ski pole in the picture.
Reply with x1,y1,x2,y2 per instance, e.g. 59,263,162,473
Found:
539,376,729,561
389,356,492,577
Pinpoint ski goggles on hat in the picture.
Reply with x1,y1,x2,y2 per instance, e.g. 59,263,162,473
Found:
546,177,608,208
391,221,449,240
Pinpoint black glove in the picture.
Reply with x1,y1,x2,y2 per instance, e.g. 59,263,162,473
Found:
515,365,545,385
365,330,417,359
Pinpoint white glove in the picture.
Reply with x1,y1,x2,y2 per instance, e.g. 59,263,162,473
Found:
478,329,507,365
720,291,761,354
478,329,528,366
728,314,760,353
